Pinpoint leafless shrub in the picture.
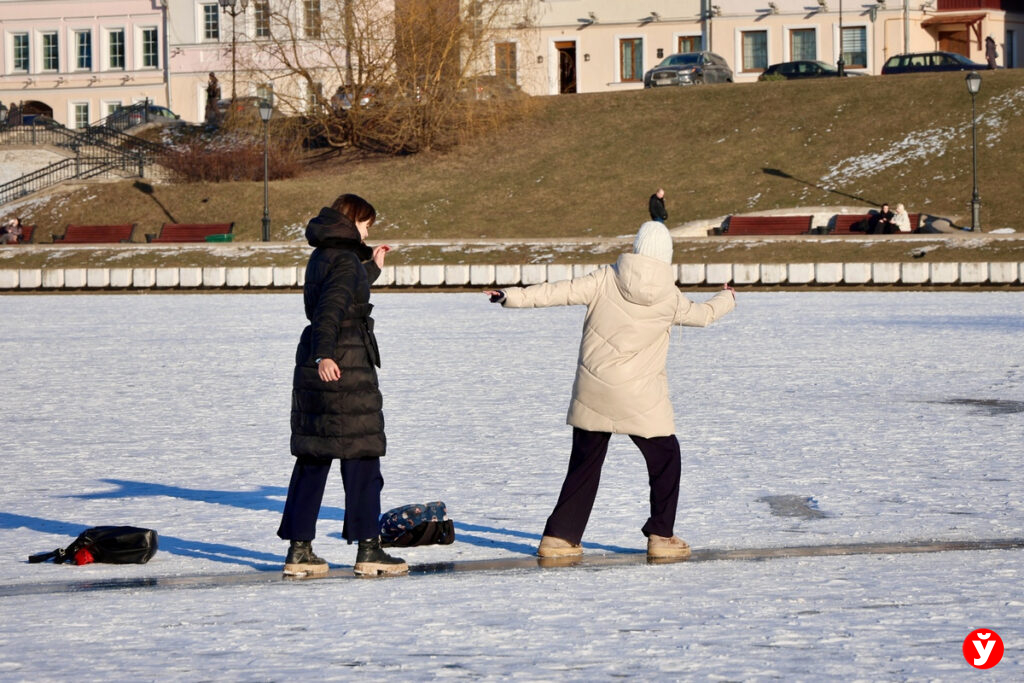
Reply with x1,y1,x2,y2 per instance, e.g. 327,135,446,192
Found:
159,128,303,182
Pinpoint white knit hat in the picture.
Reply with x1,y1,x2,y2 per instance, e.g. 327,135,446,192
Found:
633,221,673,264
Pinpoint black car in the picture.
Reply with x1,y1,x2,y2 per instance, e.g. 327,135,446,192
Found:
759,60,846,80
644,52,733,87
881,51,986,75
105,103,180,130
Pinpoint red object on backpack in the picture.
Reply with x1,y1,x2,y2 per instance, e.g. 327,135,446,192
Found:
73,548,95,565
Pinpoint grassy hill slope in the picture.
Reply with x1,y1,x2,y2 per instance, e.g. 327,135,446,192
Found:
11,69,1024,245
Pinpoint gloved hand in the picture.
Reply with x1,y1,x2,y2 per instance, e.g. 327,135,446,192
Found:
484,290,506,304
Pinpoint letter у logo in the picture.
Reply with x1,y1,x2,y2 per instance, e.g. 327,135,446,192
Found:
962,628,1004,669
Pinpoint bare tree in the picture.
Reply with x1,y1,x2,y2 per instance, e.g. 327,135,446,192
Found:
241,0,536,153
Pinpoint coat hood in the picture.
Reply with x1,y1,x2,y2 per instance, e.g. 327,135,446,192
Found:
305,207,371,259
613,253,677,306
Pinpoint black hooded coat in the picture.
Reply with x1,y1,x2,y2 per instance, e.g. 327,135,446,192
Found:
290,207,385,460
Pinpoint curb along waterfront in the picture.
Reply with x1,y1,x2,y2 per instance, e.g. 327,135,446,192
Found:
3,261,1023,291
2,236,1023,291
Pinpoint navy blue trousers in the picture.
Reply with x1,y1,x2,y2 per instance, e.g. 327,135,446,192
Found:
277,457,383,543
542,427,681,545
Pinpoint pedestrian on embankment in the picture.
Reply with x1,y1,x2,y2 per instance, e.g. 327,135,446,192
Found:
649,188,668,223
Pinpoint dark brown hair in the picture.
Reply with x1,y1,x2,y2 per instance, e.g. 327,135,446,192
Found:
331,193,376,227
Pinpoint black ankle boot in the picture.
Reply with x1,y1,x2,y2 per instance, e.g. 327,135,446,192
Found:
283,540,329,577
354,537,409,576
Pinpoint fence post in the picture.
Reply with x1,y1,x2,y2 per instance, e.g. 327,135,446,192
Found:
138,152,145,177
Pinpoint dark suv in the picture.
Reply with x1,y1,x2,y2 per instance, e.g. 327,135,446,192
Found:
644,52,733,87
882,51,985,75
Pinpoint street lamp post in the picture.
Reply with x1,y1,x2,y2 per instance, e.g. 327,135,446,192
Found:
965,70,982,232
218,0,248,101
837,0,845,77
259,93,273,242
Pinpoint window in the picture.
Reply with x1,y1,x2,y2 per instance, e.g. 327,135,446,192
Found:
308,82,323,112
841,26,866,68
42,32,59,71
495,42,517,82
256,83,273,103
742,30,767,72
678,36,700,53
109,29,125,69
254,1,271,38
13,33,29,71
790,29,815,62
203,4,220,41
142,28,159,68
75,31,92,70
74,103,90,129
305,0,322,39
620,38,643,82
104,101,122,117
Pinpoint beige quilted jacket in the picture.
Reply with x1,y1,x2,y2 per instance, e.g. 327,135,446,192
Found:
503,253,735,438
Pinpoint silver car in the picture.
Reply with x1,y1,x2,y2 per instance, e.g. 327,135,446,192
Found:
644,52,733,87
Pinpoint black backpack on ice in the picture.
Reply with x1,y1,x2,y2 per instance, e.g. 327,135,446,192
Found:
379,502,455,547
29,526,159,565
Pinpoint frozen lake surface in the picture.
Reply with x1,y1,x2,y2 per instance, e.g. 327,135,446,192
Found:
0,291,1021,679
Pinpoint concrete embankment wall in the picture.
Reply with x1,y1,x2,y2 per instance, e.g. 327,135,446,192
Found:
2,262,1023,290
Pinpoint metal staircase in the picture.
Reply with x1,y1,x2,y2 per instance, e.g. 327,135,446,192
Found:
0,104,170,206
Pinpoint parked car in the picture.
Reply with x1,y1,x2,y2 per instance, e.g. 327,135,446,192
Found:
881,51,986,75
215,96,279,117
463,75,523,100
644,52,733,87
106,104,180,130
759,60,850,80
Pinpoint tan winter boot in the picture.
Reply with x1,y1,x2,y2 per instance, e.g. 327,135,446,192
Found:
537,535,583,558
353,537,409,576
283,541,330,577
647,534,691,559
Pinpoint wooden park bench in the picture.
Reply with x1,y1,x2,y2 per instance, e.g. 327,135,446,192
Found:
53,223,136,243
146,222,235,243
721,215,814,236
831,213,921,234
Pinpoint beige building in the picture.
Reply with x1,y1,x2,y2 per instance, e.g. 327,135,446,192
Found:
3,0,1022,128
509,0,1023,95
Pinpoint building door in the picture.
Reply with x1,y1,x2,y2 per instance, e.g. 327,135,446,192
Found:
556,41,576,94
938,30,969,58
1006,30,1015,68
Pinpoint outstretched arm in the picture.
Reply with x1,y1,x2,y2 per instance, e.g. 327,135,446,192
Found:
490,270,603,309
674,284,736,327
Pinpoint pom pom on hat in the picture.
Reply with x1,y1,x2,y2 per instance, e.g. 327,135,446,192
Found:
633,221,673,264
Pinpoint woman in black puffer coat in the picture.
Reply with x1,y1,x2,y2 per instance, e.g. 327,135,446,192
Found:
277,193,408,577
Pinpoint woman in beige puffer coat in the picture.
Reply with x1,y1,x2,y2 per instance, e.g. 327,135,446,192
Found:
485,222,735,560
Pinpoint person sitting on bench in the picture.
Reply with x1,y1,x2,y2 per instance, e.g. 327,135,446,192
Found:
867,204,897,234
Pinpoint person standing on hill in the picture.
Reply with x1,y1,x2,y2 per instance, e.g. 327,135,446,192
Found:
277,193,408,578
205,73,221,124
484,221,736,560
985,36,998,69
649,188,668,223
